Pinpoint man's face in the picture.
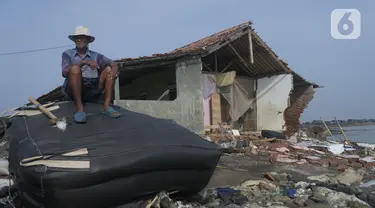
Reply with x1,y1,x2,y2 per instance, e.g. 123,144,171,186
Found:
74,35,90,49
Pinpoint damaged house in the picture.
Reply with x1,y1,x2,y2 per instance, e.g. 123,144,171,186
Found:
112,21,320,135
37,21,320,136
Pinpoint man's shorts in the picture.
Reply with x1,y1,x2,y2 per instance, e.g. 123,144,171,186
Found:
61,78,103,102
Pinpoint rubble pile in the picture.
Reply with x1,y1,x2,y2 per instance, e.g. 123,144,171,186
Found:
205,127,375,175
136,171,374,208
189,127,375,207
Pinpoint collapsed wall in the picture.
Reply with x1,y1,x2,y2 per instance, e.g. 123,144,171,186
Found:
283,85,315,137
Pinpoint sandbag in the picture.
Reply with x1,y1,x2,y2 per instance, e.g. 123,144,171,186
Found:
7,102,222,208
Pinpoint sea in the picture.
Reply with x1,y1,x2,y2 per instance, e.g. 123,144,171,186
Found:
336,125,375,144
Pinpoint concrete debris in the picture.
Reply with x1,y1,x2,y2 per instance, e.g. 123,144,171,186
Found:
304,156,321,161
312,187,370,208
340,154,361,159
241,180,263,187
357,143,375,151
296,141,345,155
286,135,297,144
307,175,333,183
360,156,375,163
336,168,364,185
296,159,308,165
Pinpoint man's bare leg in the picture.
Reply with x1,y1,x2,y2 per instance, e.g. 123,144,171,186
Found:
99,66,121,118
68,65,84,112
99,66,115,110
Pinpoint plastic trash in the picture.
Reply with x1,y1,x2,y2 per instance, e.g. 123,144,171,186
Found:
360,179,375,188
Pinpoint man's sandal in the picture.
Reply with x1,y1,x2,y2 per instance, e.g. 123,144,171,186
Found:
101,106,121,118
74,112,87,123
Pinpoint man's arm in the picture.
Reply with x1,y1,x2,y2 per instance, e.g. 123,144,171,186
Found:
97,53,118,73
61,52,72,78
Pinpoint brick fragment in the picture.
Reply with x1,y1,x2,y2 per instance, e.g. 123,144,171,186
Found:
276,140,288,146
320,159,330,167
329,158,348,167
337,164,348,172
309,160,321,165
349,162,363,169
364,162,375,168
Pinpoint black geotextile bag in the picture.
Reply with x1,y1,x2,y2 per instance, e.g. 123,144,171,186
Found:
7,102,222,208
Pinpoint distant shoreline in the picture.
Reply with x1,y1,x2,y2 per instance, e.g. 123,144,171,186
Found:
303,122,375,128
329,122,375,128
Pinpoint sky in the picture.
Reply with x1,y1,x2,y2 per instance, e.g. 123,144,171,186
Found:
0,0,374,122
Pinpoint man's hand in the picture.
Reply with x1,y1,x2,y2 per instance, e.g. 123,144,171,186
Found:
81,60,98,70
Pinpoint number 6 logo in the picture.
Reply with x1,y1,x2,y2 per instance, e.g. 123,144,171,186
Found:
331,9,361,40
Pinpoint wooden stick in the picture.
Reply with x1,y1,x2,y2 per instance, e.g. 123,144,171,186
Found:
334,117,350,143
28,97,58,121
227,42,253,76
320,117,336,141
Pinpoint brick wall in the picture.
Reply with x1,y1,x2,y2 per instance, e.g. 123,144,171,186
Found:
283,85,315,137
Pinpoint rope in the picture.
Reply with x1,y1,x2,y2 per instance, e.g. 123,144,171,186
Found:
21,106,42,155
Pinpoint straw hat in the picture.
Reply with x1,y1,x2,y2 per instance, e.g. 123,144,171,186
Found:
68,26,95,43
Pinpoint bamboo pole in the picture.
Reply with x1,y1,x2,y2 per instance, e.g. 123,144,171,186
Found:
334,117,350,143
320,117,336,142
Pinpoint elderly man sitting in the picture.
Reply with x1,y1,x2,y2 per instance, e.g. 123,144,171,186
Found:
61,26,121,123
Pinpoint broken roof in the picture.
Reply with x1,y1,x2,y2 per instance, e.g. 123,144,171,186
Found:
117,21,252,65
115,21,319,88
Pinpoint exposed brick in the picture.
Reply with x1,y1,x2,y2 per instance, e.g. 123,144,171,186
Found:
283,85,316,137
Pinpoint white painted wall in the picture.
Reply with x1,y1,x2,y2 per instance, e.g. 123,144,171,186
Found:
256,74,293,131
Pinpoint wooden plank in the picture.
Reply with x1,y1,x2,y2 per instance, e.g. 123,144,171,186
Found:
248,30,254,64
220,60,233,73
211,92,222,125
